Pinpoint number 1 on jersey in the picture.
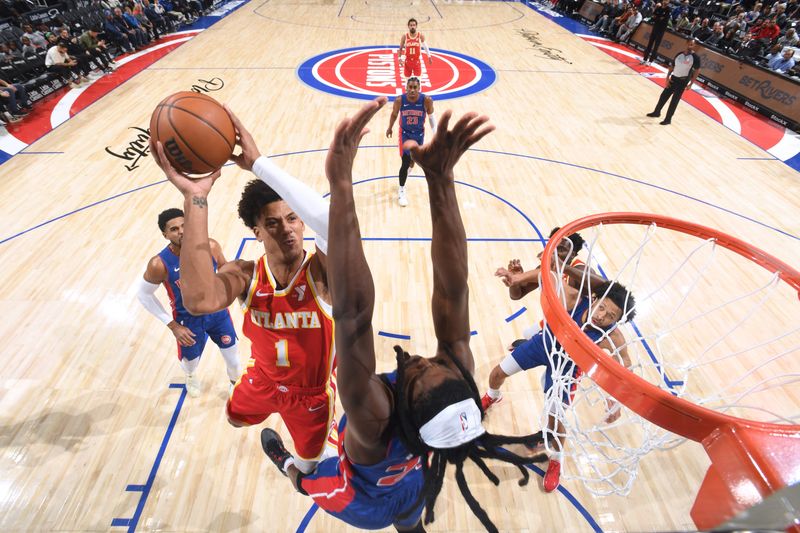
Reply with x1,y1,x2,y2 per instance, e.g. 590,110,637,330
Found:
276,339,290,367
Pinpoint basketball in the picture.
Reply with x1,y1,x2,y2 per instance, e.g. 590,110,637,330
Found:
149,92,236,175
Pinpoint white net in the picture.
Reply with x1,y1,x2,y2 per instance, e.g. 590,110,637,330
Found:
537,221,800,497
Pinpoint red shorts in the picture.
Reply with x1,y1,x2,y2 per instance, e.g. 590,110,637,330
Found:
404,60,421,77
227,365,337,460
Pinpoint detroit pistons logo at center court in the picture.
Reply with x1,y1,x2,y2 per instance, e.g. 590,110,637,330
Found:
298,46,496,101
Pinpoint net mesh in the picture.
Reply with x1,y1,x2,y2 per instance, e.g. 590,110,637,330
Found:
536,221,800,496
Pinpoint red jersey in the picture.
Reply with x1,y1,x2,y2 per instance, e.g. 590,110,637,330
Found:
242,252,335,388
403,32,422,63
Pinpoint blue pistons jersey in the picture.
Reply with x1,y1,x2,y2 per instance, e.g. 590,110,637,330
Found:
399,92,426,139
299,372,425,529
157,245,237,360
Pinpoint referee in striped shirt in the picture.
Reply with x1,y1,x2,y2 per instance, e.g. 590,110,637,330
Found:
647,38,701,125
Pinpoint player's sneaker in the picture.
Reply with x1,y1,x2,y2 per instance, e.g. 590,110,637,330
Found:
481,392,503,411
185,373,200,397
261,428,291,476
543,459,561,492
398,186,408,207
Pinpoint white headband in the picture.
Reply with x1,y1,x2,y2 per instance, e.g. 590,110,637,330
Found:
418,399,486,449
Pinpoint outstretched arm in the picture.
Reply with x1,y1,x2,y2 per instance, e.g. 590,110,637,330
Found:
405,111,495,374
325,98,391,453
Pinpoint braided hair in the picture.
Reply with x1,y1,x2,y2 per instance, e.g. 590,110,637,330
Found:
392,346,546,533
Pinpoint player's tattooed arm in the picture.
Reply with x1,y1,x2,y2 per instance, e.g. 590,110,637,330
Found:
192,196,208,208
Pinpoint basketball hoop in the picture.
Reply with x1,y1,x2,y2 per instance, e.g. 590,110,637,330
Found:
539,213,800,531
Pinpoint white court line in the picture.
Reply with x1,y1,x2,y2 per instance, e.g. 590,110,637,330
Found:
767,129,800,161
50,36,195,129
0,128,29,155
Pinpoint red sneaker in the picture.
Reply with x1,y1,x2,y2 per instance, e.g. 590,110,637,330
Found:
543,459,561,492
480,392,502,411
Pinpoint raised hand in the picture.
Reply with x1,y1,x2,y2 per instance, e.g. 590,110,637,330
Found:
326,96,388,186
403,110,494,181
508,258,523,274
150,139,221,198
225,104,262,171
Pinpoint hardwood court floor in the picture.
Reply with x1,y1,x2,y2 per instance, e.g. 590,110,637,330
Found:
0,1,798,531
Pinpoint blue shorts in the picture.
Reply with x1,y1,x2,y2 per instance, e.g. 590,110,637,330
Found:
400,130,424,156
300,456,424,530
176,309,237,361
510,337,580,405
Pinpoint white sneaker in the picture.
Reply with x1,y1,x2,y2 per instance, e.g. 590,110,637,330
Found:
398,187,408,207
185,373,201,397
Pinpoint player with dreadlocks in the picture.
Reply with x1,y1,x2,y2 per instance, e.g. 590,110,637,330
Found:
259,97,545,532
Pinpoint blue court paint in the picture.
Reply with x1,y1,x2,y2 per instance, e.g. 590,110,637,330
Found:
524,464,604,532
470,147,800,241
296,503,320,533
183,0,251,29
470,330,479,336
234,237,250,261
0,179,166,245
296,46,496,101
6,145,795,245
378,331,412,340
111,383,187,532
786,151,800,171
506,307,528,322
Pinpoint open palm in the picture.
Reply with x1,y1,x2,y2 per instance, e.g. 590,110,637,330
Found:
402,110,494,180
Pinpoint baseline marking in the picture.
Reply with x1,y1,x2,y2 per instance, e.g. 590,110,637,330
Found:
111,383,187,532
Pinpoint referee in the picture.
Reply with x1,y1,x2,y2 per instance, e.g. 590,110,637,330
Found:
646,38,701,125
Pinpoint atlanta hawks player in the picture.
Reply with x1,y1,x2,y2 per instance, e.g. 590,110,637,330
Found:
399,17,432,78
149,109,337,474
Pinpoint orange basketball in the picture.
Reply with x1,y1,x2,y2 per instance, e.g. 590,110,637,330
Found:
149,92,235,175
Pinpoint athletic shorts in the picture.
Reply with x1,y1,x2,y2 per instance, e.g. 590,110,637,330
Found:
399,130,424,156
300,458,424,529
510,337,583,405
404,60,421,77
227,368,336,460
175,309,237,361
